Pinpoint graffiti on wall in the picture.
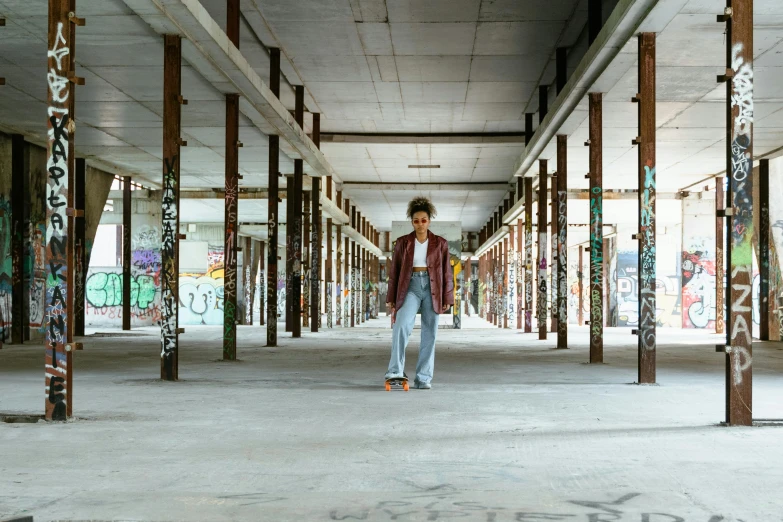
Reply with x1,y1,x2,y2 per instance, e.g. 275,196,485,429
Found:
0,197,12,342
682,248,716,329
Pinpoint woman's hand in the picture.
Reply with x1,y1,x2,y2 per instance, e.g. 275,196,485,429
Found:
442,304,450,314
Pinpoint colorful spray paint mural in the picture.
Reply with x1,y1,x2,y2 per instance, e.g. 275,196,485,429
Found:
179,244,224,326
682,248,717,329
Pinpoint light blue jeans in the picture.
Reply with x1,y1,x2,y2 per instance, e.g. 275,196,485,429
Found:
385,271,440,384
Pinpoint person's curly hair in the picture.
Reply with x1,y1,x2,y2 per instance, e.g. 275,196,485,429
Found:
407,196,437,220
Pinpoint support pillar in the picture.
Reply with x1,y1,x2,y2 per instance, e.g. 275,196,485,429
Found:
45,0,77,418
336,223,343,327
636,32,656,382
501,238,507,329
517,219,523,329
524,177,533,333
291,85,304,338
578,245,584,326
350,206,356,327
722,0,753,425
302,191,310,327
716,177,725,334
556,135,568,348
11,134,25,344
262,241,266,326
537,160,548,340
588,92,603,363
507,227,515,329
760,159,769,341
310,116,321,332
326,218,333,328
122,176,131,331
223,92,239,358
161,34,182,381
551,172,558,334
344,234,350,328
266,48,280,346
285,176,293,332
244,237,253,325
74,157,86,337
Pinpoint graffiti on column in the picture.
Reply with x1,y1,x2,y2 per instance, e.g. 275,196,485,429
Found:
589,187,603,348
638,163,656,351
161,156,178,360
557,191,568,339
44,20,72,419
311,223,319,327
223,180,238,357
0,198,12,342
727,42,754,388
682,245,716,329
353,267,359,325
327,282,333,328
524,225,533,332
537,232,548,332
266,219,277,343
244,260,252,325
507,248,515,328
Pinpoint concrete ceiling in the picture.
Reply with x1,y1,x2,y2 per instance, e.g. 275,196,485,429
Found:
1,0,781,234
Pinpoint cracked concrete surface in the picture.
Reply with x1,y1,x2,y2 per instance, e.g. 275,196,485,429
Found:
1,323,782,521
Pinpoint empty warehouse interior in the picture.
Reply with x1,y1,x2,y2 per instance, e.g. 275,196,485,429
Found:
1,0,782,520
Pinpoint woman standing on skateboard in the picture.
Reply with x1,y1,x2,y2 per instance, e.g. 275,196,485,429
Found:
385,197,454,389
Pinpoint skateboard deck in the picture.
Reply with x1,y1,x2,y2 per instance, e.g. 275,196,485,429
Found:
385,376,409,392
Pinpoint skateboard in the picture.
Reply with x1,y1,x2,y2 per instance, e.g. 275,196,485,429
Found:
385,375,409,392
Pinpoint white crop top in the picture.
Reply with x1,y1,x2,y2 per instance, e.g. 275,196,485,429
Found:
413,238,429,268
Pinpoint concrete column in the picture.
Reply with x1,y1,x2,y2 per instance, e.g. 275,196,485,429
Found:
45,0,76,419
122,176,131,331
302,190,310,327
256,240,263,326
636,32,656,383
524,178,533,332
760,159,770,341
537,160,548,340
550,171,558,334
326,218,333,328
266,48,280,346
722,0,753,425
74,157,86,337
588,92,603,363
290,86,304,338
160,34,182,381
716,177,725,334
556,135,568,349
11,134,25,344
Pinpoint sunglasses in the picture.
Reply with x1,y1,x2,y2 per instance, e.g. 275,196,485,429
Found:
412,218,429,225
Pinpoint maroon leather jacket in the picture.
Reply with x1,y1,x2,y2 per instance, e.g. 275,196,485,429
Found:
387,230,454,313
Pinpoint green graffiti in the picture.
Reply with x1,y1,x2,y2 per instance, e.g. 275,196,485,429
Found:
85,272,157,309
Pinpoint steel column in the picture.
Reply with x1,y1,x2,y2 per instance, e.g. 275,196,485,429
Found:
537,160,548,340
501,238,507,328
336,224,342,327
122,176,131,331
588,92,603,363
266,48,280,345
291,85,304,338
760,159,769,341
636,33,656,382
326,218,333,328
508,226,515,328
161,34,182,381
344,234,350,327
524,177,533,333
244,237,253,325
517,217,523,329
556,135,568,348
74,157,86,337
350,206,356,327
11,134,25,344
716,176,725,334
722,0,753,425
223,92,239,358
257,240,264,326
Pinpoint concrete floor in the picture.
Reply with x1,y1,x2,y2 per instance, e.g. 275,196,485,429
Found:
1,322,782,521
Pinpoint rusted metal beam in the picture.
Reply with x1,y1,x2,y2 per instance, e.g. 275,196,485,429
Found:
344,232,350,327
716,176,725,334
223,92,239,359
351,206,356,327
303,191,311,327
161,34,182,381
336,224,342,327
556,135,568,349
537,160,548,340
501,238,507,329
44,0,76,418
636,32,656,383
266,48,280,344
122,176,131,331
244,237,253,325
257,240,264,326
11,135,25,344
722,0,753,426
760,159,770,341
508,226,515,328
588,92,603,363
326,218,333,328
524,177,533,333
74,157,86,337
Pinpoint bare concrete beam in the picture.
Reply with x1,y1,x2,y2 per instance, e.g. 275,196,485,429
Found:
342,182,512,192
321,133,526,144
